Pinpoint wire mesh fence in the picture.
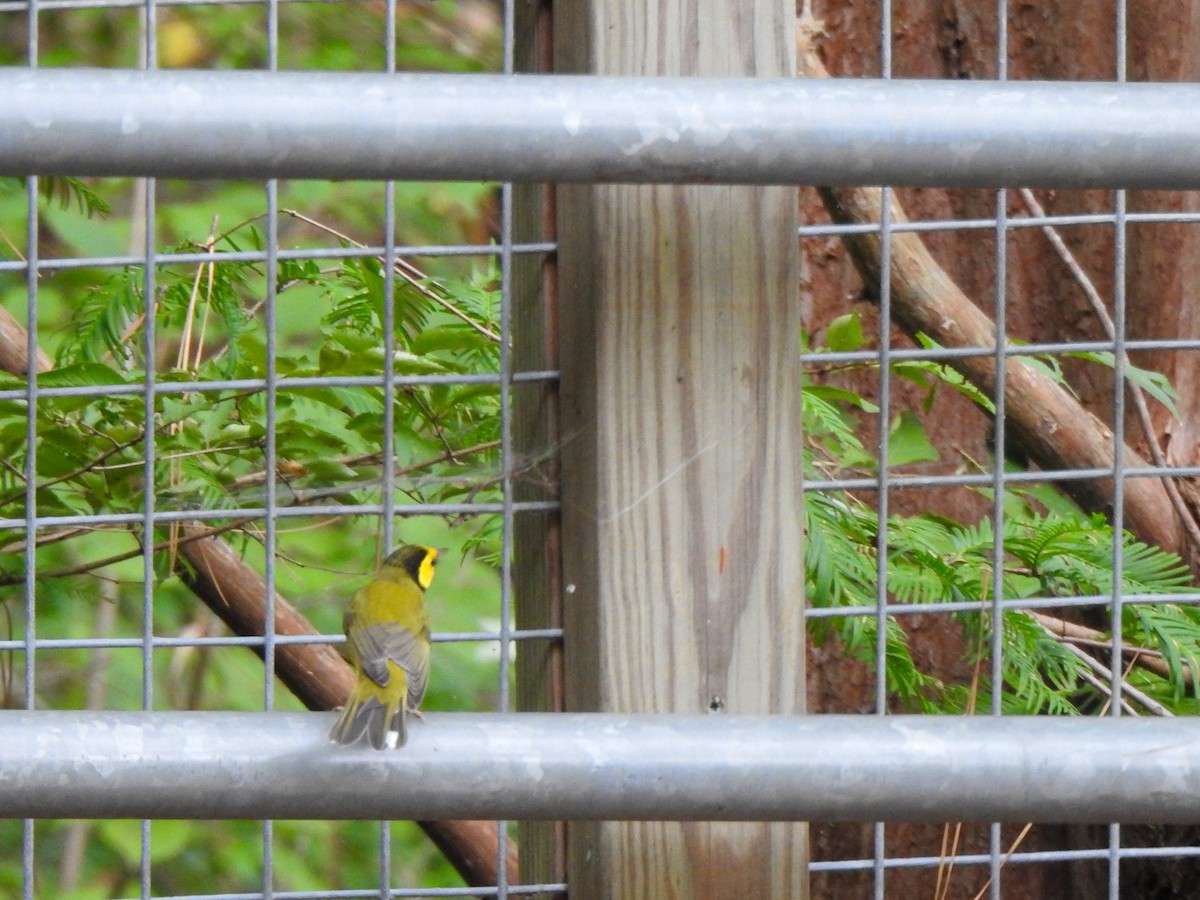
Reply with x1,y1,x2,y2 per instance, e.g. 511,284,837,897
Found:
795,4,1200,897
4,1,1200,899
0,2,565,899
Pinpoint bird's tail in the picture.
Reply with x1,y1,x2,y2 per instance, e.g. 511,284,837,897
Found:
330,693,407,749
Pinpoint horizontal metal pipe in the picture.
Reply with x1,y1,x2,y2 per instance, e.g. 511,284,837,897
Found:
3,711,1200,823
4,69,1200,187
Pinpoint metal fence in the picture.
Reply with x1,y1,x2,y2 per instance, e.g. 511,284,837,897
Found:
2,3,559,899
4,1,1200,899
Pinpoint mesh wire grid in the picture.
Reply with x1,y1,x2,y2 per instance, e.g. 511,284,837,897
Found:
799,0,1200,897
4,0,1200,898
3,1,563,898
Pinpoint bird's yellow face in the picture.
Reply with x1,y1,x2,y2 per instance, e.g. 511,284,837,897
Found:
416,547,439,590
382,544,441,592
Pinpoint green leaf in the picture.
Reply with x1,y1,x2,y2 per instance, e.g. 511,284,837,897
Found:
824,312,865,352
38,362,129,390
1064,350,1181,419
393,350,451,376
39,176,112,218
1128,367,1179,417
151,820,196,862
1019,353,1075,396
411,323,497,356
910,336,996,411
304,457,363,483
887,411,939,467
36,429,91,477
803,383,879,413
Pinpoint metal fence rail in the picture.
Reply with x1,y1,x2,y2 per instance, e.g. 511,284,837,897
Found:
6,69,1200,187
5,711,1200,824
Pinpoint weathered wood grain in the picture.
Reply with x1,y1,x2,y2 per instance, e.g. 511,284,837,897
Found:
555,2,806,897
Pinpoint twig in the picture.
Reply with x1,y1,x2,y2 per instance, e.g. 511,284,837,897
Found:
403,385,457,457
1019,188,1200,557
3,525,104,554
969,823,1035,900
1067,642,1141,716
0,519,247,587
281,208,501,343
229,439,500,492
796,26,1183,559
90,442,258,473
193,222,219,371
1030,610,1195,684
935,639,988,900
1034,617,1173,716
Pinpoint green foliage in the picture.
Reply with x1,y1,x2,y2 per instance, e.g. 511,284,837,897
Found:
0,3,503,72
1063,349,1180,418
0,217,507,551
806,310,1198,715
0,206,506,894
0,176,113,219
0,4,514,896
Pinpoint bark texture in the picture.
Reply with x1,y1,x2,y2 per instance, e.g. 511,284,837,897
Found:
800,2,1200,896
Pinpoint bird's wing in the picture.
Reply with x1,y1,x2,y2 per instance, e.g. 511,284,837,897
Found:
404,627,431,710
349,623,431,709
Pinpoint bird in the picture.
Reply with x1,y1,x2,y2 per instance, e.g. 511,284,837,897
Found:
330,544,440,750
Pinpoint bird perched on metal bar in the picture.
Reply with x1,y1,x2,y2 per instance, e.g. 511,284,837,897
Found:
330,544,440,750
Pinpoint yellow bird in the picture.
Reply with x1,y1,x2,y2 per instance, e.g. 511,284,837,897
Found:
330,544,440,750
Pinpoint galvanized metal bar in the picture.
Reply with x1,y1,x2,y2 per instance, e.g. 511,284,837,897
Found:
3,711,1200,823
5,69,1200,187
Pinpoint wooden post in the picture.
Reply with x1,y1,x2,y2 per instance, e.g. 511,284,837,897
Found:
513,1,568,894
554,2,806,897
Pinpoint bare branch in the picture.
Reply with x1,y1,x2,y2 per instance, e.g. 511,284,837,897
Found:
0,282,519,892
797,32,1184,558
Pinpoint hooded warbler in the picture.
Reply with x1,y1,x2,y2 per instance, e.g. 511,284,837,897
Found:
330,544,439,750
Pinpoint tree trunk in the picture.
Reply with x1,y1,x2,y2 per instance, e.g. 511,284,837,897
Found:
801,1,1200,897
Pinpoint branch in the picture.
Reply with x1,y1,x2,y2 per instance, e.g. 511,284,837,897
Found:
0,299,519,892
1030,610,1195,685
797,31,1186,559
0,305,51,375
1040,623,1172,718
281,208,501,343
1017,188,1200,558
177,529,519,887
228,439,501,498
